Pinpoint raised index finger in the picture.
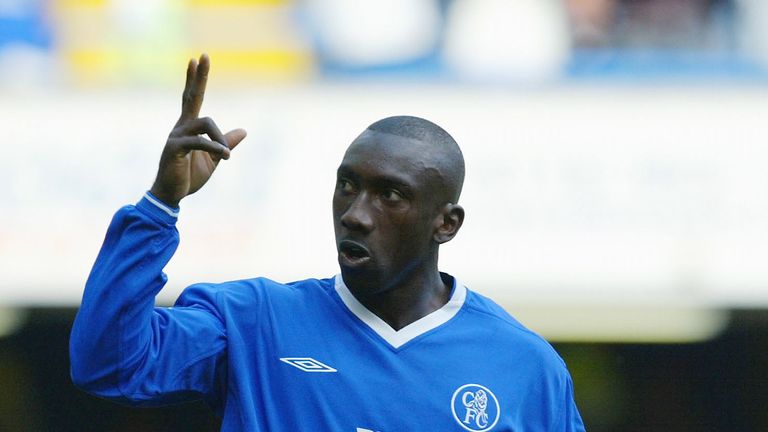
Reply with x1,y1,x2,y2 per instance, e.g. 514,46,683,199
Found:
179,53,210,122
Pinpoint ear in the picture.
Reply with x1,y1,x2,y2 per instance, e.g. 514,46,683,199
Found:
432,204,465,244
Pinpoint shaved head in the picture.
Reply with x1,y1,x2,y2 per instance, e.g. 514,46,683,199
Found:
334,115,467,296
363,116,465,203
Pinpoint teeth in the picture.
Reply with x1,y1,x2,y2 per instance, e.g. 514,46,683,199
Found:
340,241,368,260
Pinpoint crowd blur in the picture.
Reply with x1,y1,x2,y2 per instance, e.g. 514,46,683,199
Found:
2,0,768,88
3,2,768,431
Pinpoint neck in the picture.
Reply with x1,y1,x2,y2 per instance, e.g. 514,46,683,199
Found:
349,259,451,331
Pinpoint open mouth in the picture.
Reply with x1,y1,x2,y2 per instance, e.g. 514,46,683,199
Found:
338,240,371,266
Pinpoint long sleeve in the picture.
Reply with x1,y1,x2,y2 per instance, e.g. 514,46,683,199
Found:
70,193,227,407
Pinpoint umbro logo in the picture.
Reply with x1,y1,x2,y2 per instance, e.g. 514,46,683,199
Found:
279,357,338,372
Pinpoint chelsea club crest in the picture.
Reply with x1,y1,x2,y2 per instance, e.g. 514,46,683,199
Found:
451,384,500,431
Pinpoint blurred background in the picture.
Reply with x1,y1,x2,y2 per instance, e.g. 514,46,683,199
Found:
2,0,768,430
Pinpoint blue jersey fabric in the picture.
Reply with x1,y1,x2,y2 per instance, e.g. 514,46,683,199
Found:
70,194,586,431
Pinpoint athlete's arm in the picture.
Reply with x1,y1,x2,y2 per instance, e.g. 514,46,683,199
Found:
70,55,243,406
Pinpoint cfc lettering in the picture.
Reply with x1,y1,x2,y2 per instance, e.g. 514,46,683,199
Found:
462,390,490,428
450,383,500,431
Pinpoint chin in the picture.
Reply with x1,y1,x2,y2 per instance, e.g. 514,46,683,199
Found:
339,266,381,295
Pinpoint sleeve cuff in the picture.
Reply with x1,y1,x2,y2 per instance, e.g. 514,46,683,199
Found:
136,191,179,226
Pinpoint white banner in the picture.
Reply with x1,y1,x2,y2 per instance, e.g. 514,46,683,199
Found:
2,85,768,314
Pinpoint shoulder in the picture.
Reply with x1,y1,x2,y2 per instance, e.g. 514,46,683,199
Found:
459,287,568,371
460,293,584,431
174,276,336,315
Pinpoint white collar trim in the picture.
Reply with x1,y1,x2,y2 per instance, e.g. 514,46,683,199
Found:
334,274,467,349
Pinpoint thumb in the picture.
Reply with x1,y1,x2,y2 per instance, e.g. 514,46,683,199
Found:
224,128,247,150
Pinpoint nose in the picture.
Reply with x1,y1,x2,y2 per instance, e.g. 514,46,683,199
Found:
340,192,374,233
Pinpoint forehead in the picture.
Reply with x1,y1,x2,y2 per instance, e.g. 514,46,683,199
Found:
338,130,441,186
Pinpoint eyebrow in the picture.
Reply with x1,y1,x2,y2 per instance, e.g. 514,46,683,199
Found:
336,165,415,194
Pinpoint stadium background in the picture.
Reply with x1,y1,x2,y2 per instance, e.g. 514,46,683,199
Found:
2,0,768,430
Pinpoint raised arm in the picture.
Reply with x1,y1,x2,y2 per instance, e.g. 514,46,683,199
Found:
70,55,242,407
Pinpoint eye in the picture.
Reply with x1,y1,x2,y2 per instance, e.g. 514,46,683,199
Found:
382,188,404,202
337,178,355,193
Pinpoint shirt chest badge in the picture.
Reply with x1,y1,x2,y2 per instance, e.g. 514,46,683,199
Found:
451,384,501,431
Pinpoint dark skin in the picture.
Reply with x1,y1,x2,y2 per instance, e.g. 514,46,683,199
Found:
333,130,465,329
150,54,247,208
152,55,464,331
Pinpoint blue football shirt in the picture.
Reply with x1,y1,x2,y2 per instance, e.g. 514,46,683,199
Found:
70,194,585,431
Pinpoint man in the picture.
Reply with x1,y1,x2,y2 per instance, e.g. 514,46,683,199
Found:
70,54,585,431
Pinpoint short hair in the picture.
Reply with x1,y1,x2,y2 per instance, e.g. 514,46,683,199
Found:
366,116,465,202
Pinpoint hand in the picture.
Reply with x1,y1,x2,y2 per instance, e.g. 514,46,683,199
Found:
150,54,247,208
